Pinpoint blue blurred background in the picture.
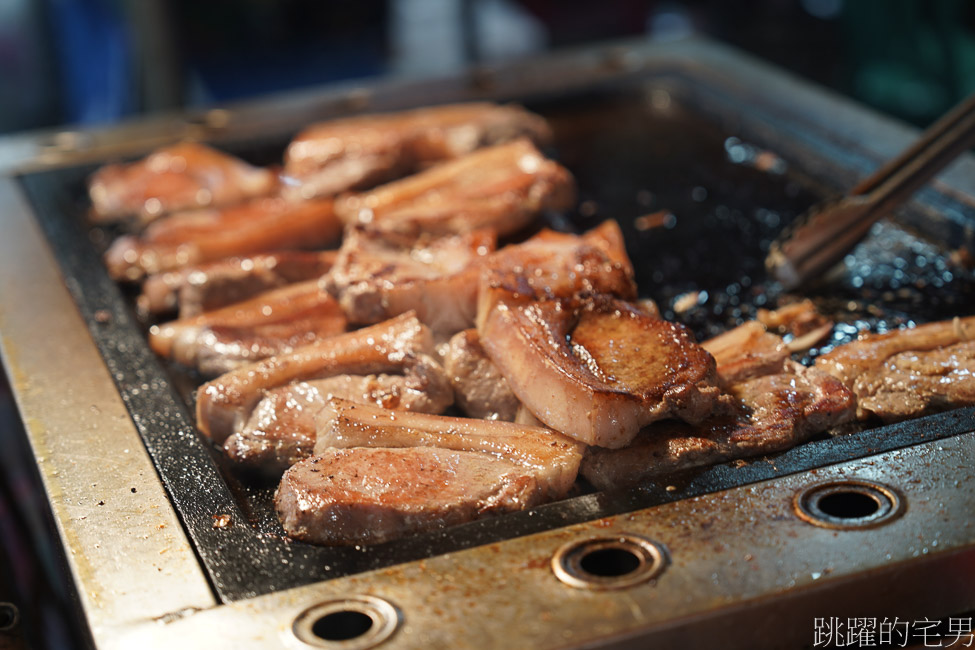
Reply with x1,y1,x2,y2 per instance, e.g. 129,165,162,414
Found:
2,0,975,135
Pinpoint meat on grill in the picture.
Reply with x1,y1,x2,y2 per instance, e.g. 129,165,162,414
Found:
580,322,856,490
149,279,347,376
478,290,721,448
283,102,551,200
816,316,975,422
224,353,452,475
483,219,637,301
88,141,279,224
322,226,496,335
334,139,575,237
276,448,544,546
443,329,520,421
104,197,342,281
275,397,583,545
138,250,336,318
196,312,433,444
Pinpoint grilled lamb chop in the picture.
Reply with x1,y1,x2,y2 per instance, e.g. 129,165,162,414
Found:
580,360,856,490
816,316,975,422
149,279,347,375
443,329,519,421
276,448,544,546
283,102,551,200
224,353,452,475
138,250,336,318
483,219,637,301
89,141,278,224
104,197,342,281
334,139,575,237
815,315,975,387
478,290,721,448
196,312,432,444
275,398,582,545
322,226,496,335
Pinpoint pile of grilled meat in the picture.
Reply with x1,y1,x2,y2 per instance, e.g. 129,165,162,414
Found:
90,103,975,546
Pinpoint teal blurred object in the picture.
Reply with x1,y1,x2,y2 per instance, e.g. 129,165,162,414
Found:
841,0,975,126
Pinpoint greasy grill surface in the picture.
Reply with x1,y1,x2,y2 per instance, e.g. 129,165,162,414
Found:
18,77,975,601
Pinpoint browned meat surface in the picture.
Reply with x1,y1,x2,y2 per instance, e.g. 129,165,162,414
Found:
224,354,452,475
138,250,336,317
443,329,519,421
88,142,278,224
104,197,342,281
847,340,975,422
478,290,721,448
276,447,543,546
196,312,432,443
322,226,496,335
149,280,347,375
483,220,637,301
283,103,551,200
701,320,790,385
581,361,856,490
315,398,583,499
334,139,575,237
815,315,975,388
274,396,583,546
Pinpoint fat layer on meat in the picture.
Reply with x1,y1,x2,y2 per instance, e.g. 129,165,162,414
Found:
850,339,975,422
276,447,544,546
322,226,496,335
149,279,347,376
815,315,975,387
282,102,551,200
224,353,452,475
196,312,433,443
88,141,279,224
580,360,856,490
104,197,342,281
314,398,584,499
478,290,721,448
139,250,336,318
334,139,575,237
443,329,520,421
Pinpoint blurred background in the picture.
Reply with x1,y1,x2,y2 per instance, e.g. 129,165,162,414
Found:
2,1,975,649
2,0,975,136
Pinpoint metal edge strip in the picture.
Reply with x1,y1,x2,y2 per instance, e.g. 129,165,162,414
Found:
0,177,217,647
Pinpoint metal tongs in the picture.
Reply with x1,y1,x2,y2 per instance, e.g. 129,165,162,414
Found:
766,91,975,290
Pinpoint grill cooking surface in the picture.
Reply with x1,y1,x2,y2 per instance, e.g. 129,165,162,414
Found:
17,74,975,601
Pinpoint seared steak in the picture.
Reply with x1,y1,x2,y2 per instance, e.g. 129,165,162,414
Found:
149,279,347,375
196,312,433,443
334,139,575,237
478,290,721,448
275,397,583,545
88,141,278,224
104,197,342,281
580,360,856,490
276,447,543,546
322,226,496,335
224,353,452,475
139,250,336,318
283,102,551,200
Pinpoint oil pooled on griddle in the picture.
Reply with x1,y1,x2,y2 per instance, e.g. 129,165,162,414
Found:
542,92,975,353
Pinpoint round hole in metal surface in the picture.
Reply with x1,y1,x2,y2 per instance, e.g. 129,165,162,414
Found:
0,602,19,632
311,610,375,642
794,480,904,530
291,596,399,649
552,534,668,590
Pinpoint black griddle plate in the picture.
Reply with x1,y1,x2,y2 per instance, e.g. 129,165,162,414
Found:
18,69,975,602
